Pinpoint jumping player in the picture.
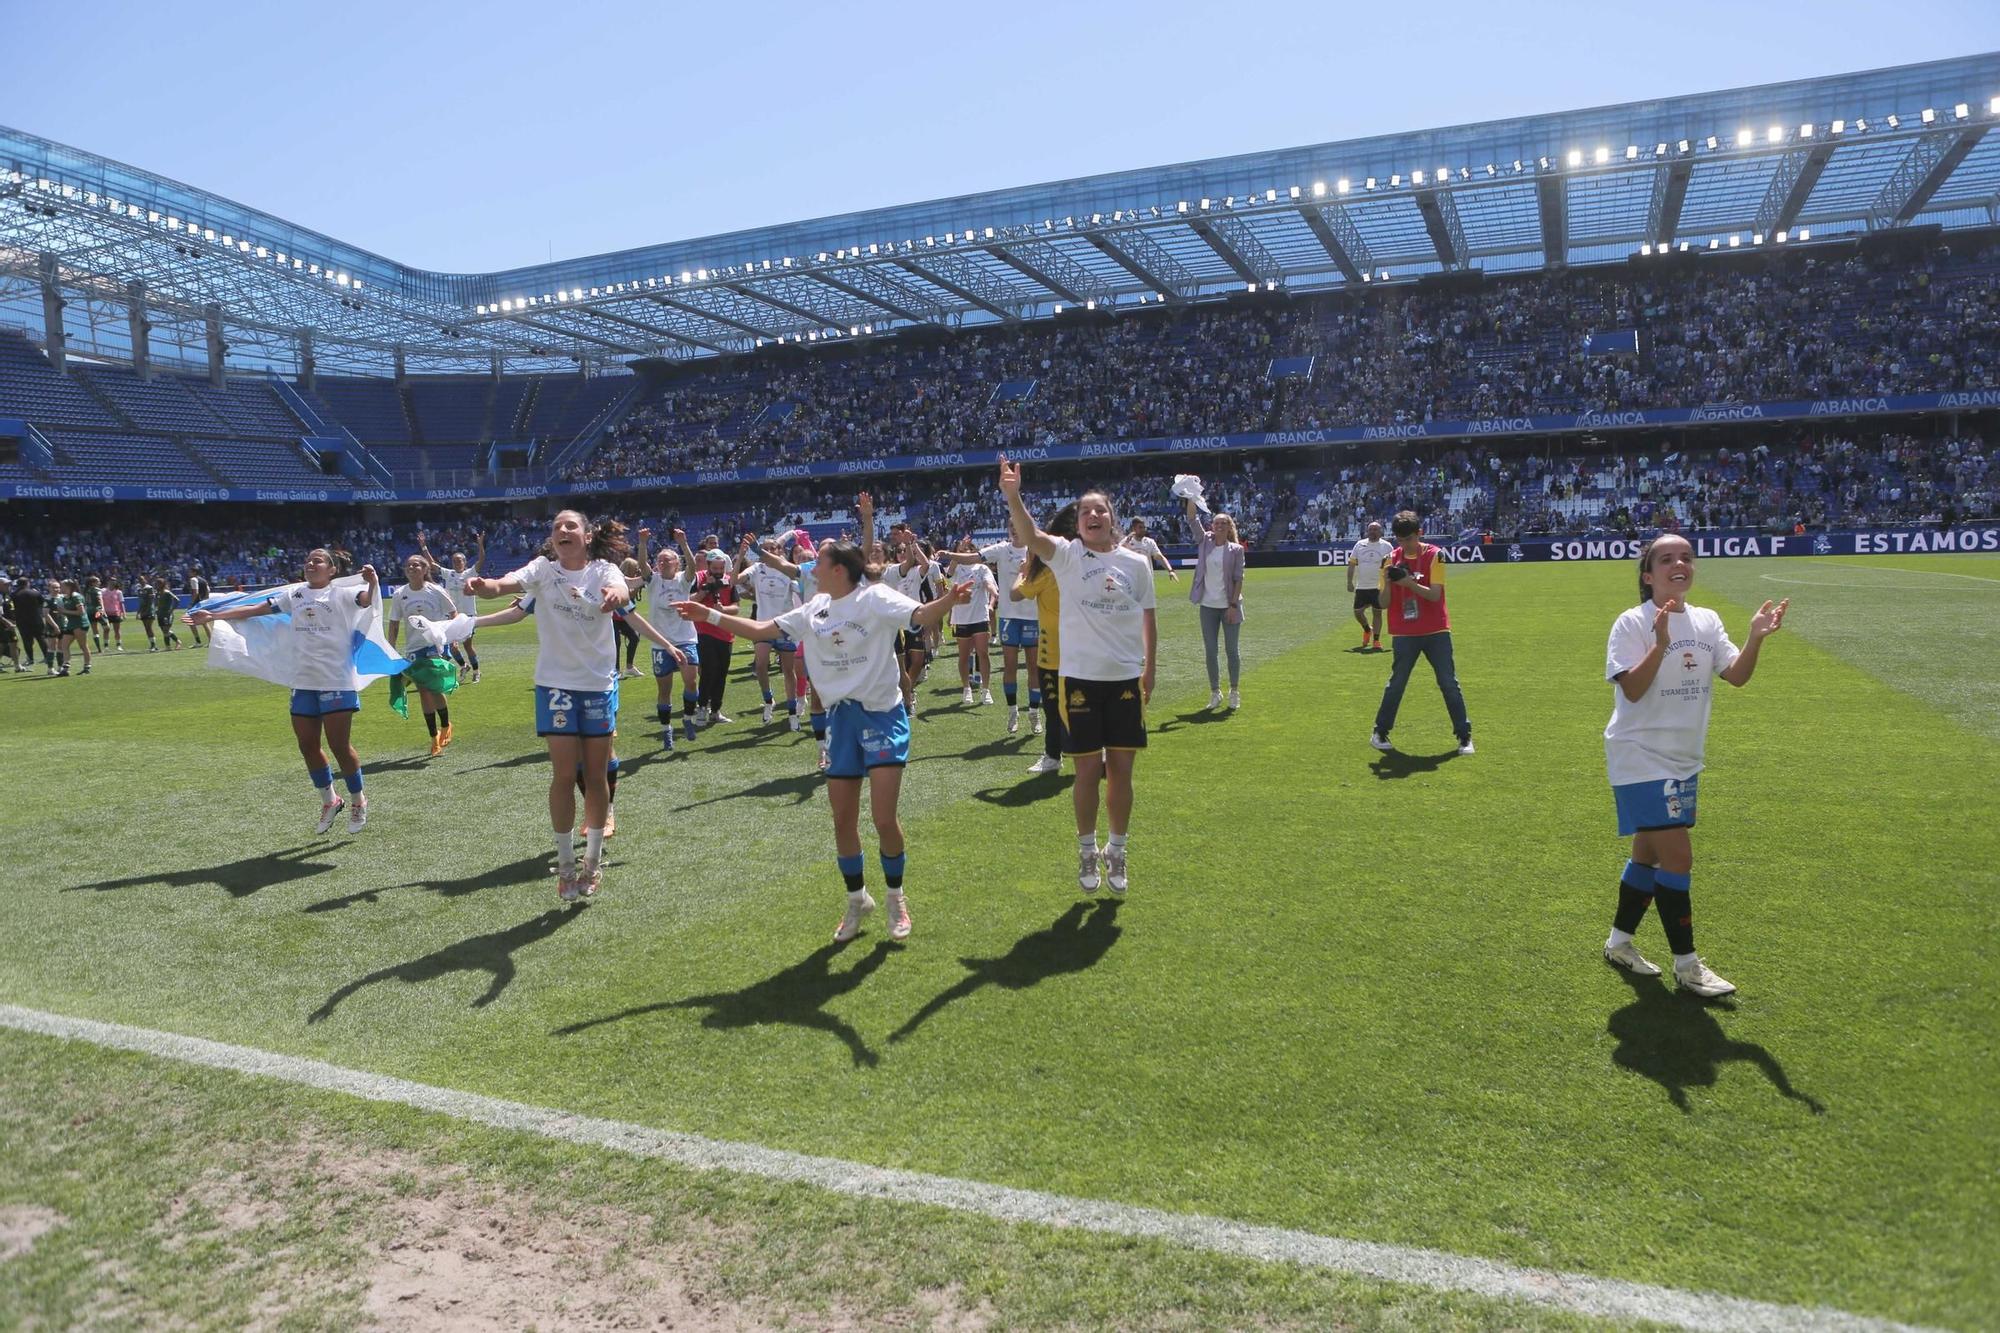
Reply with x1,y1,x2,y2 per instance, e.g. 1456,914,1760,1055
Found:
1600,534,1789,997
422,529,486,682
463,512,630,902
734,531,807,727
672,494,969,942
187,549,378,834
636,527,701,748
386,553,462,756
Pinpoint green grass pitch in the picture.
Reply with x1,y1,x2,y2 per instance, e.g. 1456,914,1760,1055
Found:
1,553,1994,1329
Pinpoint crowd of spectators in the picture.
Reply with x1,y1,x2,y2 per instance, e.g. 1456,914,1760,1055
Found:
4,430,1987,594
572,240,2000,481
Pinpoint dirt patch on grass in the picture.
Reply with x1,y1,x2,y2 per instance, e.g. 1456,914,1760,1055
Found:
0,1204,64,1262
157,1132,991,1330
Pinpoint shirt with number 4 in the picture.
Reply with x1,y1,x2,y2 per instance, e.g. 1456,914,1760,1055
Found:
505,555,624,692
772,582,918,711
1049,538,1156,680
1603,601,1739,786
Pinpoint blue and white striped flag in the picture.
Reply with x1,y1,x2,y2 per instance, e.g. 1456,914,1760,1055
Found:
193,575,407,690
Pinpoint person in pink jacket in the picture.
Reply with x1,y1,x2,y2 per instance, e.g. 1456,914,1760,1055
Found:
100,582,127,651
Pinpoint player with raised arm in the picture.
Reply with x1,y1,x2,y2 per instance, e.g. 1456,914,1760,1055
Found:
998,457,1157,895
673,492,970,942
941,531,1041,732
886,533,938,718
1347,520,1394,651
636,526,701,749
734,530,807,728
1600,534,1788,997
462,511,630,903
187,549,379,834
1121,518,1180,582
386,552,461,756
935,537,996,706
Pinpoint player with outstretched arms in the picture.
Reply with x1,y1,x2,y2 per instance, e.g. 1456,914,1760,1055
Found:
1600,534,1788,997
635,526,701,749
673,492,971,943
188,548,378,834
734,529,809,729
462,511,630,903
421,528,486,682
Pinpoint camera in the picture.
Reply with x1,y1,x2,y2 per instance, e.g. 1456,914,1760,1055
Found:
1385,565,1411,582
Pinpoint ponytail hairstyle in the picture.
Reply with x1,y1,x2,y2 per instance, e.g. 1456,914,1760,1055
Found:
307,546,355,578
1023,501,1081,580
1634,535,1692,605
817,539,868,590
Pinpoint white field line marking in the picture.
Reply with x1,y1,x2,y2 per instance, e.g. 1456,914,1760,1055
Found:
1761,563,2000,587
0,1003,1936,1333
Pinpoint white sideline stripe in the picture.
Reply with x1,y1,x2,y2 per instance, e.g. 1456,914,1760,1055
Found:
0,1004,1932,1333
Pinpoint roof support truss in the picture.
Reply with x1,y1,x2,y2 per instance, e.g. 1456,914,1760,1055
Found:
982,241,1113,307
724,280,871,333
895,251,1021,321
1646,159,1694,246
1191,214,1283,286
652,290,782,341
1870,126,1988,226
1537,174,1567,266
1755,144,1837,237
1085,228,1197,300
1414,188,1468,269
576,305,730,354
802,266,942,324
1299,204,1371,283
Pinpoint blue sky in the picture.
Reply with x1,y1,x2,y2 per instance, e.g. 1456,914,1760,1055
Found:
3,0,1996,273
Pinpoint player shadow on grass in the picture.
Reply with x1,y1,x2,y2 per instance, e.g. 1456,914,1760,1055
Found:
66,844,343,899
671,772,821,812
970,775,1073,807
1153,709,1233,734
457,750,550,774
1607,971,1824,1115
552,940,895,1068
1368,749,1460,779
302,852,553,913
308,905,586,1024
890,901,1122,1045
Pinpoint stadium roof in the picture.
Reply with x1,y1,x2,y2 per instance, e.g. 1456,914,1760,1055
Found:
4,52,1998,376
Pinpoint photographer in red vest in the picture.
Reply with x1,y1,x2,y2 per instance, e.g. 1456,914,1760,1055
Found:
1369,511,1474,756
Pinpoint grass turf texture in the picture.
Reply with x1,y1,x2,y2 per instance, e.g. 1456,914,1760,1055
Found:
1,554,1994,1328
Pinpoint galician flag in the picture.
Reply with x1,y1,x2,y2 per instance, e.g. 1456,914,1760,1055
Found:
194,575,407,690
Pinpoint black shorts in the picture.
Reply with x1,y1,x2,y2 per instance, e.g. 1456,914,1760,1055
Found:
952,622,987,641
1353,589,1381,610
1059,676,1147,754
140,614,155,627
107,613,123,624
899,629,928,656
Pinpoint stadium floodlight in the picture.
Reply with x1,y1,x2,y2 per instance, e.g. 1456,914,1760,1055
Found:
1594,147,1609,164
1087,298,1098,309
1920,108,1935,124
1290,185,1302,199
697,268,708,280
1753,233,1764,245
1798,227,1811,240
1485,163,1497,175
1655,143,1667,156
1365,177,1377,189
1767,125,1783,144
1565,150,1582,167
1729,235,1740,247
1177,200,1190,212
1390,174,1402,187
1640,243,1652,256
1312,182,1326,198
985,226,996,238
1991,97,2000,115
1954,103,1969,120
1831,119,1846,134
1799,123,1814,138
1053,303,1064,314
1440,165,1452,181
865,324,873,334
1775,230,1788,243
476,304,485,315
1224,196,1235,207
1412,170,1426,185
1885,114,1899,128
1679,241,1691,251
1705,135,1719,150
1625,145,1638,160
1337,178,1351,194
1247,283,1257,293
1709,239,1720,250
1736,129,1753,147
1266,188,1278,202
1200,198,1211,210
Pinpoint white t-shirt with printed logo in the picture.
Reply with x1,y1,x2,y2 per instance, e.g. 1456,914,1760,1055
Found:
738,560,803,620
389,582,457,653
978,541,1036,621
1349,538,1395,589
646,571,696,644
507,556,624,692
1049,537,1156,681
271,582,375,691
888,560,931,604
772,582,918,711
439,566,479,615
950,562,997,626
1603,601,1740,786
